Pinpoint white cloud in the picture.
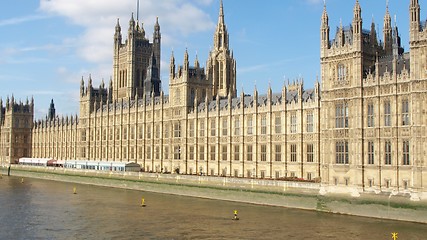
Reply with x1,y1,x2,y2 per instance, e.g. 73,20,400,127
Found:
7,42,76,55
0,39,77,66
39,0,215,71
0,14,51,27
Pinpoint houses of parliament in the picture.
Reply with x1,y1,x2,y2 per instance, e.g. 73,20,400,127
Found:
1,0,427,196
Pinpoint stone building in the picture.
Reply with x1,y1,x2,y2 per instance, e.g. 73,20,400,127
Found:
0,96,34,164
1,0,426,196
320,0,427,195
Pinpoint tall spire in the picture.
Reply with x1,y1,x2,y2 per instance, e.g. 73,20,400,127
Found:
170,51,175,79
155,16,160,30
352,0,362,46
322,0,328,24
207,0,236,98
352,0,361,29
129,12,135,32
214,0,228,50
353,0,361,16
321,0,329,49
115,18,121,32
194,52,200,68
114,18,122,46
153,16,161,43
48,99,56,121
383,1,392,55
184,48,189,72
219,0,224,24
153,16,161,75
384,1,391,26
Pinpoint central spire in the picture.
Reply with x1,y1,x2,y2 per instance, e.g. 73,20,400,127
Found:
206,0,236,98
219,0,224,24
214,0,228,50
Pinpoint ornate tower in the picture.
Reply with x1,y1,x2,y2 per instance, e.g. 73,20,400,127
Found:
0,96,34,164
169,50,209,108
112,14,161,100
206,0,236,99
320,1,373,188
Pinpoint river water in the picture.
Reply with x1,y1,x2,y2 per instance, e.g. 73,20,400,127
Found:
0,176,425,240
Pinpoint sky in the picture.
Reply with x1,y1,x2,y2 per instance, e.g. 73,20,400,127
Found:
0,0,417,119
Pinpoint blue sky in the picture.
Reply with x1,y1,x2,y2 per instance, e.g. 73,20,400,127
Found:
0,0,415,119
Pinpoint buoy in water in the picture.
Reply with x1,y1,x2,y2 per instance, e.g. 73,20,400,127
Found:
232,210,239,221
141,197,146,207
21,178,24,184
73,186,77,194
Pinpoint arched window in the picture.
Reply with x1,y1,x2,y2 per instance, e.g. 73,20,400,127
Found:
337,64,346,81
175,89,181,104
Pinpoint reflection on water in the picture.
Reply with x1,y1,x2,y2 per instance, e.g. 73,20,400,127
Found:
0,176,425,240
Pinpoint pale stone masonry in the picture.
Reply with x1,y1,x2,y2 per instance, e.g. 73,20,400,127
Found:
1,0,426,197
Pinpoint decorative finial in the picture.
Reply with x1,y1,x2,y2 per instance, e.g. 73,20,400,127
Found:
218,0,225,24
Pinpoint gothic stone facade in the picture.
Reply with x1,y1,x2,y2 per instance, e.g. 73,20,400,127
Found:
1,1,427,195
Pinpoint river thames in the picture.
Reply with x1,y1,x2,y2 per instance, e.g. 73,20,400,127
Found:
0,176,425,239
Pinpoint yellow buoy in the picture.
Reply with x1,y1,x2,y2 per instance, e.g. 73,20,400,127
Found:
73,186,77,194
232,210,239,221
21,178,24,183
141,197,146,207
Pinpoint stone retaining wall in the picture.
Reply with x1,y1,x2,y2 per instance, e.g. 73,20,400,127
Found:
3,165,427,224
